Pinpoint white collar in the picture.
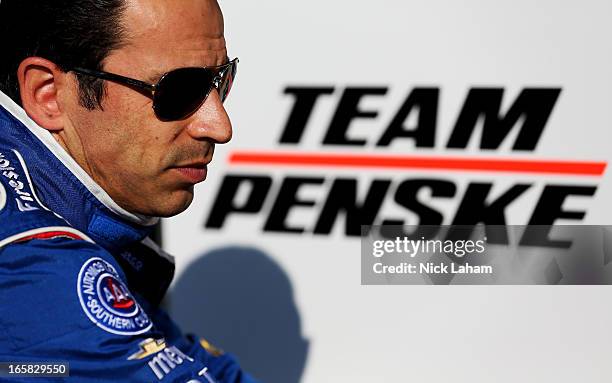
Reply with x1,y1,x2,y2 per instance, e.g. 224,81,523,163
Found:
0,90,159,226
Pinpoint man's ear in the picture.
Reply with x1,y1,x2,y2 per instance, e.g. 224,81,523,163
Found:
17,57,68,131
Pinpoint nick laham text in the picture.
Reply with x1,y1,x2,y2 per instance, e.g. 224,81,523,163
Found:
373,262,493,275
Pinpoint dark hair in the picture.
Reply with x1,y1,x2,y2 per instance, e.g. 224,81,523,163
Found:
0,0,127,109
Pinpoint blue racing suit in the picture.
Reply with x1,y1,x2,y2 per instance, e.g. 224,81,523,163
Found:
0,91,259,383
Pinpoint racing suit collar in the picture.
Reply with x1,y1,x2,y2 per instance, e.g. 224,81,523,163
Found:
0,91,162,252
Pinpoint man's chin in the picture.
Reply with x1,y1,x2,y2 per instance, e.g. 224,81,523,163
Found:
137,189,195,218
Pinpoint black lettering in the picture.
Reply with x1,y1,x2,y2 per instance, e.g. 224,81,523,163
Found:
447,88,561,150
384,179,456,226
377,88,439,148
381,179,456,240
264,177,324,233
313,179,391,236
520,185,597,248
323,87,387,146
280,87,335,144
450,183,531,243
205,175,272,228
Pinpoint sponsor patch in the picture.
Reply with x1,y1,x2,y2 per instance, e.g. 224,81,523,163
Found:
77,257,152,336
0,182,5,212
0,151,40,212
128,338,168,360
200,338,224,357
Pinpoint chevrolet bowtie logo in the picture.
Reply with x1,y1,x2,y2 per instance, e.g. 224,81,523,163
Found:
127,338,168,360
200,338,224,357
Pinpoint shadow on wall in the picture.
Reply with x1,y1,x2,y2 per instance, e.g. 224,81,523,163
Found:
169,247,309,383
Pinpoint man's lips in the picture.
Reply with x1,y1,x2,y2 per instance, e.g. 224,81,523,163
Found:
171,164,208,184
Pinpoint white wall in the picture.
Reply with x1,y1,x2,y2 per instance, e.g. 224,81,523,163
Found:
164,1,612,382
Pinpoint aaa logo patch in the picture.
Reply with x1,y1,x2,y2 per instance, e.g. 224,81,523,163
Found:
77,257,152,335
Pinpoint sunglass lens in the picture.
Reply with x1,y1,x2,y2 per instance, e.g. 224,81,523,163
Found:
154,68,213,121
219,60,238,102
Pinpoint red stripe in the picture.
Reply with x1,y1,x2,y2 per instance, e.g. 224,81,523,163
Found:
17,231,83,243
229,151,607,176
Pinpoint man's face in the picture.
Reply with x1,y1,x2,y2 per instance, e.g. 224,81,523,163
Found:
59,0,232,217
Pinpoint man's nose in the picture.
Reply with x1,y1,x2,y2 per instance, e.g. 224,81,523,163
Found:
185,90,233,144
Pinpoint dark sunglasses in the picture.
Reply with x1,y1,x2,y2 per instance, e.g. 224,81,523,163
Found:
70,58,238,121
